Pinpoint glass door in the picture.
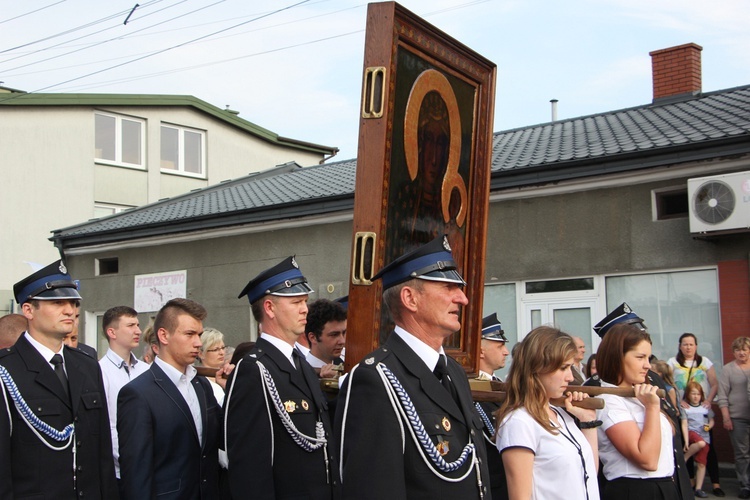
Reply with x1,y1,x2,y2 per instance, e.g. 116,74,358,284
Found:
522,298,600,353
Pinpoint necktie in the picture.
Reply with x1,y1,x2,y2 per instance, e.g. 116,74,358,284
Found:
292,348,303,371
50,354,70,400
434,355,459,406
123,363,130,376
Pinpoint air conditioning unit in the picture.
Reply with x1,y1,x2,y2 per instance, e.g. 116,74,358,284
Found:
687,171,750,234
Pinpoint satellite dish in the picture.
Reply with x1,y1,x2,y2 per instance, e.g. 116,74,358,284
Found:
692,180,735,224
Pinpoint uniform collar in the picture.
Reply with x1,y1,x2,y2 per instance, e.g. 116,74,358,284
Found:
392,326,445,372
25,331,63,362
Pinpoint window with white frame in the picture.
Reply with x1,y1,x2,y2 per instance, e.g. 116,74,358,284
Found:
605,268,722,370
160,124,205,176
94,112,145,167
93,203,133,219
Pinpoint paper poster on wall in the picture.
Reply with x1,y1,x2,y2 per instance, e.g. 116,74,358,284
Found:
134,270,187,312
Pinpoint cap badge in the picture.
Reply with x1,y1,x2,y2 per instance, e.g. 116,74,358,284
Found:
623,303,631,313
442,416,451,432
301,400,309,411
291,256,299,269
59,262,67,274
284,400,297,413
442,236,451,252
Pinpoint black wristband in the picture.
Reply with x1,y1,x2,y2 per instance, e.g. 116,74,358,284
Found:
578,420,602,429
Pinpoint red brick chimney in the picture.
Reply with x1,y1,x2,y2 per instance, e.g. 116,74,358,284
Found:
649,43,702,102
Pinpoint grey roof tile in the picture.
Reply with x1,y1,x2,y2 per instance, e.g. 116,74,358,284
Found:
56,85,750,242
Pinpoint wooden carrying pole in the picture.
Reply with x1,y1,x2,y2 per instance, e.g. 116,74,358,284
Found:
471,390,604,410
489,381,666,399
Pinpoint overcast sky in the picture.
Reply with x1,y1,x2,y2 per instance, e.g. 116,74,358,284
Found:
3,0,750,161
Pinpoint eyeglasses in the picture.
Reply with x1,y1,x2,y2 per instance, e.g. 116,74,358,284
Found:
206,346,227,353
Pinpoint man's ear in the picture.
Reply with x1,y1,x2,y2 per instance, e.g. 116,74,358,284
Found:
21,302,34,321
400,285,419,313
156,328,170,346
262,298,275,319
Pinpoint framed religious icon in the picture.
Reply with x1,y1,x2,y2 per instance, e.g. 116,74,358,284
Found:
347,1,496,374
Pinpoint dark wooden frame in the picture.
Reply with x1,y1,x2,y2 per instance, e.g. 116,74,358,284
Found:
346,2,496,374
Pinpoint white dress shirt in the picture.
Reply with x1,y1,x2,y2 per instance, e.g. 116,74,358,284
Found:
392,326,444,372
262,333,297,370
25,332,66,374
305,352,327,369
154,356,203,446
100,348,150,477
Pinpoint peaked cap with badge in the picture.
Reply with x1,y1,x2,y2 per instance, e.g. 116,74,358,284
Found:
593,302,646,338
372,234,466,290
238,255,314,304
481,313,508,343
13,260,81,305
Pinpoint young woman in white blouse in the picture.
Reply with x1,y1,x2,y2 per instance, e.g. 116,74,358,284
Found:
596,323,680,500
496,326,600,500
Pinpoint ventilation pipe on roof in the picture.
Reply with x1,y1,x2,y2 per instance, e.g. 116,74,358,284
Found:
550,99,558,122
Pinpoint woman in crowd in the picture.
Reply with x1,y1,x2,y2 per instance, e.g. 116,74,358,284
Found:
596,323,679,499
652,359,679,410
585,354,599,384
140,321,158,363
668,332,723,496
198,327,227,405
717,336,750,499
496,326,600,500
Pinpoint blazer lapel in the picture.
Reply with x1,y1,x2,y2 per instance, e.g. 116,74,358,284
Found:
193,377,208,450
150,362,200,443
386,334,464,421
256,338,311,397
447,359,480,429
64,347,84,413
15,335,71,408
298,354,326,409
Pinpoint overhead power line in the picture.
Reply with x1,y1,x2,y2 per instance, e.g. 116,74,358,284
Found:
0,1,67,25
0,0,311,102
0,0,221,72
0,0,165,54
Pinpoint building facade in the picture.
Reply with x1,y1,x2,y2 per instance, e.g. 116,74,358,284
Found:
0,90,337,313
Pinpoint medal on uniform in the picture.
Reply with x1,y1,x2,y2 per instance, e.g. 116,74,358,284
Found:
301,400,309,410
436,437,450,456
284,400,297,413
441,416,451,432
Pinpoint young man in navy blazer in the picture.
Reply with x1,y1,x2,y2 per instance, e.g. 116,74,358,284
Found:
118,298,221,499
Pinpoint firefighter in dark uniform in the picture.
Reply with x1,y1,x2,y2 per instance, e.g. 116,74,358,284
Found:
473,313,510,500
224,256,340,500
336,235,491,499
592,303,694,500
0,260,119,499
